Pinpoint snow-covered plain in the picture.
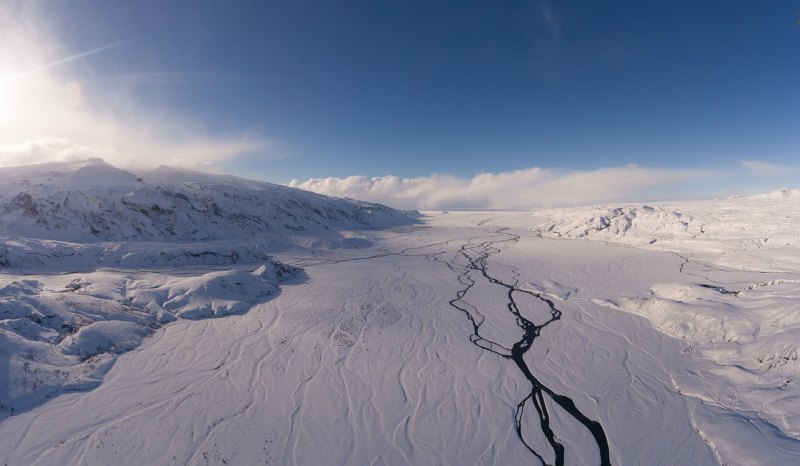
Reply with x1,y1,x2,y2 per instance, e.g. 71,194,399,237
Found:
1,162,799,465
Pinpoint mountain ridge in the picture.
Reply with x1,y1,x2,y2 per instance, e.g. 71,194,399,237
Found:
0,158,417,244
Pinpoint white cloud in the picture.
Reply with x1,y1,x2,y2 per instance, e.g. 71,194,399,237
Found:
741,160,794,177
537,0,561,43
289,165,717,210
0,138,110,165
0,2,266,170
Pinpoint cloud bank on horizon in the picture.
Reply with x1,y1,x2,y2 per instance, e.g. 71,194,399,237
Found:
0,3,263,170
289,165,717,210
741,160,796,178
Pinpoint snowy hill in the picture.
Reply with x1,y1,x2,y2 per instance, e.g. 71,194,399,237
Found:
745,187,800,199
533,193,800,266
534,205,698,244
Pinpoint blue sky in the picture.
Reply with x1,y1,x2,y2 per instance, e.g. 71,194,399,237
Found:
1,1,799,207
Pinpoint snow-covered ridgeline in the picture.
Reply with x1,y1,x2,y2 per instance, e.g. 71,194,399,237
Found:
0,158,416,244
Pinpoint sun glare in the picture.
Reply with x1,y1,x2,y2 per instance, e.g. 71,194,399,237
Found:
0,4,264,170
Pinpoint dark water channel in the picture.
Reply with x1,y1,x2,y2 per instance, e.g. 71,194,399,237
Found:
431,229,611,466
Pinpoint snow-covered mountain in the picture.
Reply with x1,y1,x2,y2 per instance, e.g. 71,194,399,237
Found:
0,158,415,244
0,159,417,269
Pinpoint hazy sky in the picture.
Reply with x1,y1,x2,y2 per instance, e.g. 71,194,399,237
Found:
1,1,798,208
